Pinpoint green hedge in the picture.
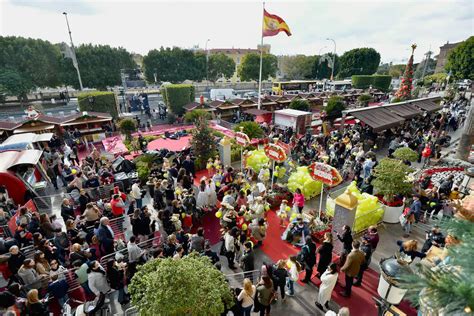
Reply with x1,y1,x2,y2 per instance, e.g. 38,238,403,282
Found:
372,75,392,92
78,91,118,118
161,84,195,116
352,75,391,92
351,75,373,89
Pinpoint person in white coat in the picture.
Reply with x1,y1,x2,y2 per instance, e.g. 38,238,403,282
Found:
87,260,122,315
316,263,339,310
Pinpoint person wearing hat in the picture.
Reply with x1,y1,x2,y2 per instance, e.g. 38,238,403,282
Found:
353,237,372,287
277,200,289,227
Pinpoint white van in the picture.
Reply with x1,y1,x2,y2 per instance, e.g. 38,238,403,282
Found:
210,89,235,100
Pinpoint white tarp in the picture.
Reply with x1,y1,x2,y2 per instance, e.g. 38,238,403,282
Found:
2,133,53,145
0,150,43,172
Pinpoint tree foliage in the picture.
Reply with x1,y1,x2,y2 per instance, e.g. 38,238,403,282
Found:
445,36,474,80
279,55,316,80
0,36,63,90
400,217,474,315
357,94,373,107
371,158,414,200
338,48,381,78
289,99,310,111
233,121,264,139
77,91,118,118
312,54,339,79
352,75,374,89
190,117,217,170
184,109,211,123
161,84,195,116
118,118,137,141
129,254,234,316
325,96,346,119
238,53,278,82
423,73,448,86
0,68,34,100
61,44,136,89
143,47,205,83
208,53,235,82
393,147,419,162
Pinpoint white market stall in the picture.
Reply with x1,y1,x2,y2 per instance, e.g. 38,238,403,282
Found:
273,109,312,135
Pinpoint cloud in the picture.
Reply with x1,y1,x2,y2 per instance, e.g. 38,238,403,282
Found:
9,0,98,15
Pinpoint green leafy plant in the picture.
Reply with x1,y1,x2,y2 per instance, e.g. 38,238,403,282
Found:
118,118,136,141
445,36,474,80
423,73,448,86
393,147,419,162
134,153,156,183
372,75,392,92
78,91,118,118
233,121,264,139
130,254,234,316
238,53,278,82
338,47,381,78
184,109,211,123
161,84,195,116
400,217,474,315
167,112,177,124
357,94,373,107
371,158,414,202
289,99,310,111
325,96,346,119
190,117,217,170
351,75,373,89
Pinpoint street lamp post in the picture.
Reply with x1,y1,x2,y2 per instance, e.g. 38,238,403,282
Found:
326,38,336,81
205,39,210,87
62,12,83,91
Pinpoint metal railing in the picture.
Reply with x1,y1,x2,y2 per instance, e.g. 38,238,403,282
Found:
224,269,261,289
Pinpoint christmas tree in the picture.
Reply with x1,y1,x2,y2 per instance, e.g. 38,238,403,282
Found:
395,44,417,101
189,116,217,169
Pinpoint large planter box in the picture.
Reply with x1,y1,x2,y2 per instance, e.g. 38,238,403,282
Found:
382,204,404,223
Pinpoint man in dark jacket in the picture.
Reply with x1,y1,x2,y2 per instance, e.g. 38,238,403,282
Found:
8,246,25,276
182,155,195,178
354,237,372,286
300,236,317,283
96,217,115,255
241,242,255,282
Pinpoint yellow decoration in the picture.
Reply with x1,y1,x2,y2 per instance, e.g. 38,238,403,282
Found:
285,206,291,212
71,169,77,175
181,213,186,219
242,223,248,231
215,211,222,218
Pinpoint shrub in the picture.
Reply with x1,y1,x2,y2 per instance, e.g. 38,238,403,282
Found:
372,75,392,92
167,112,177,124
393,147,419,162
351,75,373,89
161,84,195,116
325,96,346,119
372,158,414,202
233,121,264,139
357,94,373,107
391,97,402,103
130,254,234,315
423,73,448,86
118,118,136,141
289,99,310,111
78,91,118,118
184,109,211,123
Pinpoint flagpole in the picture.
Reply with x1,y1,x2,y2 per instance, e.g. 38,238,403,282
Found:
257,2,265,110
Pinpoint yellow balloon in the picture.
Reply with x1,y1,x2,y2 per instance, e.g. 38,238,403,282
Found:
290,213,298,221
181,212,186,219
215,211,222,218
215,182,221,187
285,206,291,211
71,169,77,175
265,205,270,211
242,223,248,231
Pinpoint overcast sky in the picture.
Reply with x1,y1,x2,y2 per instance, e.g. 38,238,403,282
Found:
1,0,472,64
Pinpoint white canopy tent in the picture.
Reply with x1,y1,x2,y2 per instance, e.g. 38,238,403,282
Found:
2,133,53,145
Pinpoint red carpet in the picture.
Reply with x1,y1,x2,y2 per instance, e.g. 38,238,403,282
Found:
147,135,191,152
262,210,417,316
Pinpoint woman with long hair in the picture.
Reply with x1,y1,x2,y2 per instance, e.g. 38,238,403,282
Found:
286,255,301,297
256,276,274,316
196,179,209,209
237,278,256,316
26,289,47,316
316,232,334,278
315,262,338,310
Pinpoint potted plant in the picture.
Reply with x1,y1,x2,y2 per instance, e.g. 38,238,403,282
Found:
372,158,414,223
393,147,419,164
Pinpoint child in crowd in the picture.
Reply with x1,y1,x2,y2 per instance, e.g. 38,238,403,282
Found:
277,200,289,227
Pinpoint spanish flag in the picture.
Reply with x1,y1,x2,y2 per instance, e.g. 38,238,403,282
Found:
262,9,291,37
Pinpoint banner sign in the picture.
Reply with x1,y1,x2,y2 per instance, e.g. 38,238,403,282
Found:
264,143,287,162
309,162,342,186
235,132,250,146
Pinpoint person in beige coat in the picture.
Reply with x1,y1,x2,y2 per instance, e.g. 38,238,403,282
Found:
340,240,365,297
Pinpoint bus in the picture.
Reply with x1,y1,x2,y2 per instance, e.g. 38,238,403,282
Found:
326,80,352,91
272,80,324,94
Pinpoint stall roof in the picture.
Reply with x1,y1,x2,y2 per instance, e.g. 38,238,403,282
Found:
2,133,53,145
413,100,441,113
13,124,55,134
350,107,405,132
274,109,312,117
0,149,43,172
386,104,422,119
244,109,272,116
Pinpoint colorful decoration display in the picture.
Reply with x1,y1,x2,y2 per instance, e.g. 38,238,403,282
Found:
235,132,250,146
308,162,343,186
245,149,270,173
395,43,417,101
326,182,384,233
264,143,287,162
287,166,323,199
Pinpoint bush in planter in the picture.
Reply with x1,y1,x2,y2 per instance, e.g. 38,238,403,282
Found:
325,96,346,119
372,75,392,92
289,99,310,111
184,109,211,123
351,75,373,89
78,91,118,118
393,147,419,162
371,158,414,203
129,253,234,315
161,84,195,116
357,94,373,107
118,118,137,141
233,121,264,139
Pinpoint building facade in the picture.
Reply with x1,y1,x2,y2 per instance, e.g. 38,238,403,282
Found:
435,41,462,73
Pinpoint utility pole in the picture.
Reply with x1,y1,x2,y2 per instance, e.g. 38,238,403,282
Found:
205,39,210,89
62,12,83,91
421,49,432,79
326,38,336,81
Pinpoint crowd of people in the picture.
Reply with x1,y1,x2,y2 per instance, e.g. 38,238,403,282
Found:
0,89,469,316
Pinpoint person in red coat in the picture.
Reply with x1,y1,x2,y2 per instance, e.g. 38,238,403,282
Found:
110,195,125,217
